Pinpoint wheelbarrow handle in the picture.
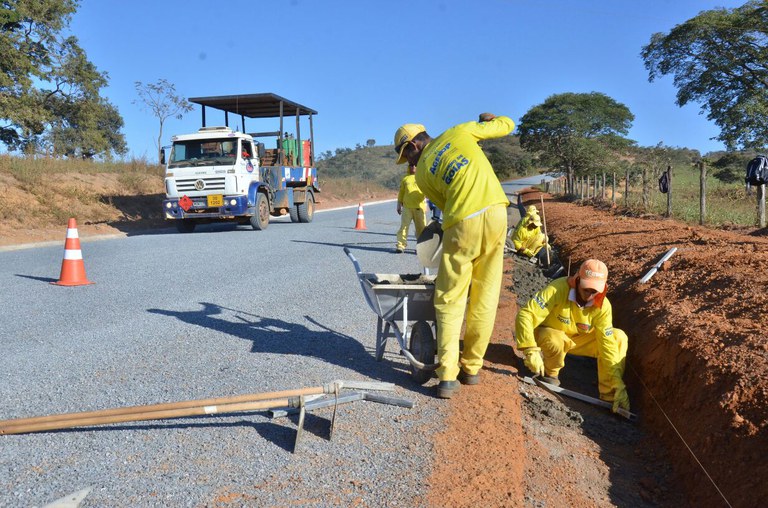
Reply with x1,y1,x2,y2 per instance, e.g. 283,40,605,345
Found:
343,247,363,275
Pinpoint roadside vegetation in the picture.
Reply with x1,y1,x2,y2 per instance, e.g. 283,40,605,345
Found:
0,155,392,232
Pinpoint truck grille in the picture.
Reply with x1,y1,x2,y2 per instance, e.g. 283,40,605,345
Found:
175,176,226,192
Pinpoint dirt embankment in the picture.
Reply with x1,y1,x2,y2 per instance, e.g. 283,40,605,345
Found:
428,189,766,508
541,191,767,508
0,172,395,248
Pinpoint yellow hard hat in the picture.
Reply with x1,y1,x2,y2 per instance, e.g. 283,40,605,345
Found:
393,124,426,164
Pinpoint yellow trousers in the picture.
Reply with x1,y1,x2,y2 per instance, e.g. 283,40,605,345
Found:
396,206,427,250
534,326,628,401
435,204,507,380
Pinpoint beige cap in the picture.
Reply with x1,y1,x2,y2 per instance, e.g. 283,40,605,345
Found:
578,259,608,292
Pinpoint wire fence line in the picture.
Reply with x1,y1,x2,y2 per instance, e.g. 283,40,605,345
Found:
542,167,767,229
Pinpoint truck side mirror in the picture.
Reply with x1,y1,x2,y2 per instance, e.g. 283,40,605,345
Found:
160,149,166,165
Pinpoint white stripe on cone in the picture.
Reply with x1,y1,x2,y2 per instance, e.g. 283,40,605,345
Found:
66,229,79,239
63,249,83,260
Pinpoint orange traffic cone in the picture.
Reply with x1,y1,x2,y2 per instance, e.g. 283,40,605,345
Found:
354,203,367,230
52,218,94,286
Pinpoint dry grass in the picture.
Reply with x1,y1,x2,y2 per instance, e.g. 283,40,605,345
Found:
0,156,392,243
319,176,393,201
0,155,165,230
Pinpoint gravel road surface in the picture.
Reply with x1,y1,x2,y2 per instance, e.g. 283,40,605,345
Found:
1,200,448,507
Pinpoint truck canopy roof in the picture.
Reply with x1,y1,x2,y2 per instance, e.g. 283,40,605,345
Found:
188,93,318,118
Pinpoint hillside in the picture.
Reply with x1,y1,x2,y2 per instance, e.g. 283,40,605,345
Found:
316,135,533,189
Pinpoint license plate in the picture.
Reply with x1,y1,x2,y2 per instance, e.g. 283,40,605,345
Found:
207,195,223,207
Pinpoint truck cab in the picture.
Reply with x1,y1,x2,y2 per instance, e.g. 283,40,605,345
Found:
162,94,319,233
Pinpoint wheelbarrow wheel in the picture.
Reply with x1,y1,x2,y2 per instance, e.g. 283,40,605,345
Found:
409,320,436,385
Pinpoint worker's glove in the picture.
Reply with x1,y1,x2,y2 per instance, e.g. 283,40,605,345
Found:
612,383,630,413
523,347,545,377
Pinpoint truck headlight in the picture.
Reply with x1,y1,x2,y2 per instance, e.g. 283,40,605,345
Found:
166,202,172,209
230,199,237,206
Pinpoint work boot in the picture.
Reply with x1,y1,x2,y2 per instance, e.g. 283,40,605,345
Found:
436,380,460,399
458,369,480,385
541,376,560,387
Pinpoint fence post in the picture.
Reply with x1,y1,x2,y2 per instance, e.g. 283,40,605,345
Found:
758,184,766,228
699,161,707,225
612,172,616,205
602,173,606,200
624,168,629,207
580,176,584,200
642,167,649,211
666,165,672,218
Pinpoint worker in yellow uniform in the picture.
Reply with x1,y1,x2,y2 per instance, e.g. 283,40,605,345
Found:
393,113,513,398
394,164,427,253
515,259,630,413
510,205,549,264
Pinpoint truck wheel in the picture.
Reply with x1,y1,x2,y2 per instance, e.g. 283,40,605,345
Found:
250,193,270,230
289,204,299,223
297,192,314,223
175,219,196,233
409,320,435,385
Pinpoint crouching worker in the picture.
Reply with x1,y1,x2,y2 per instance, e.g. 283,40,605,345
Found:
514,259,630,413
510,205,549,266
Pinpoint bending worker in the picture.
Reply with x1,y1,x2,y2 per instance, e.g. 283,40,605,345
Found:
510,205,549,265
514,259,630,413
393,113,514,398
394,164,427,253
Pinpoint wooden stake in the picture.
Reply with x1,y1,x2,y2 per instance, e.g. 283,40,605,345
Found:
539,194,551,266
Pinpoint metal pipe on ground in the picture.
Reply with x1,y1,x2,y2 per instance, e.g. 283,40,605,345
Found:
639,247,678,284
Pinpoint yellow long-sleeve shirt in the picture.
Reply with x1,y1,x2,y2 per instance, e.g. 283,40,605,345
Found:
415,116,513,229
511,220,546,257
515,277,623,381
398,173,426,209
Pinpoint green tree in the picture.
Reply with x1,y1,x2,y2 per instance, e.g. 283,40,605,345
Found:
46,94,126,158
134,79,193,164
641,1,768,150
482,135,533,179
0,0,124,157
517,92,635,191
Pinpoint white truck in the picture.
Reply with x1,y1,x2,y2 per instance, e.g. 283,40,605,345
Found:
162,93,320,233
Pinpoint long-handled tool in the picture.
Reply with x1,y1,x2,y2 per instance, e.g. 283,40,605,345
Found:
539,194,551,266
0,380,395,436
522,376,638,422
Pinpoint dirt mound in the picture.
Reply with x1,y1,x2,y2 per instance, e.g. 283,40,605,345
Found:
427,190,765,507
524,191,767,507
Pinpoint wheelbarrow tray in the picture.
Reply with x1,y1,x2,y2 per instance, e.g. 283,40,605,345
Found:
360,273,436,323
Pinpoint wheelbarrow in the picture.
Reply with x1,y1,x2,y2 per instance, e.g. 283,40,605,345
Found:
344,247,440,384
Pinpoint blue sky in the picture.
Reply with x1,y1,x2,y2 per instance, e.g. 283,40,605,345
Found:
69,0,746,160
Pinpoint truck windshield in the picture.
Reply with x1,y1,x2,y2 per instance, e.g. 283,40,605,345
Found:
169,138,238,168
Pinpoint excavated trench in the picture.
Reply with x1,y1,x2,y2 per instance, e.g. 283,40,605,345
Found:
518,190,768,508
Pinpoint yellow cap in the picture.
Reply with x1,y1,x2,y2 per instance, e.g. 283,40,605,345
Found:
578,259,608,293
393,124,426,164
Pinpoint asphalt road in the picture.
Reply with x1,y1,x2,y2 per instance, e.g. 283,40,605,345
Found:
0,175,548,506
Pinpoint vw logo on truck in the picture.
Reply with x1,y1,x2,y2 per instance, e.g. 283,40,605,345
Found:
194,179,205,191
